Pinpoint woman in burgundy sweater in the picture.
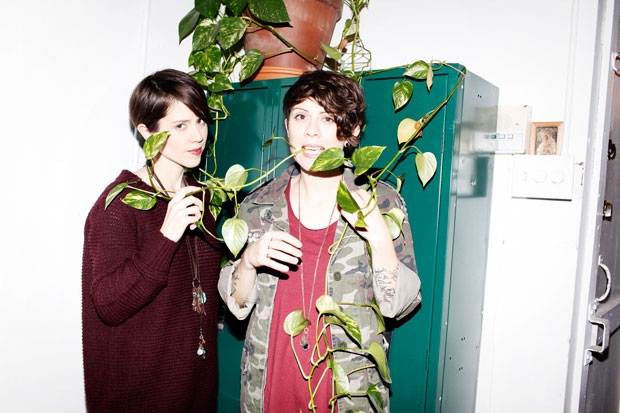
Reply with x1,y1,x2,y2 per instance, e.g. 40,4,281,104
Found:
81,69,221,412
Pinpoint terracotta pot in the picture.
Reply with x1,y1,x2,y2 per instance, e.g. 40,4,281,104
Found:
244,0,344,80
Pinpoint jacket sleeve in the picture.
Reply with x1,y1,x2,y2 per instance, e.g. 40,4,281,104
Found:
218,259,257,320
373,183,422,320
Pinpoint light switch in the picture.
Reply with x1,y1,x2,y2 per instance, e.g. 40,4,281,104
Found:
511,155,574,200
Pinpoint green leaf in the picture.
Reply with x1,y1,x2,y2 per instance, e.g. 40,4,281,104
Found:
143,131,169,160
368,299,386,334
224,164,248,188
105,183,128,209
218,16,247,50
329,359,351,395
336,181,359,214
322,42,343,61
223,0,247,16
179,9,201,43
317,296,362,346
209,72,234,93
239,49,264,81
207,187,225,220
351,145,384,176
404,60,430,80
383,207,405,240
415,152,437,187
221,217,248,257
192,20,218,51
121,190,157,210
192,46,222,72
355,210,367,229
367,341,391,383
195,0,220,19
392,80,413,111
283,309,310,336
309,147,344,171
367,384,383,412
248,0,290,23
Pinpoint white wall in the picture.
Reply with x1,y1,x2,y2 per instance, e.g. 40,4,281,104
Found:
0,0,597,412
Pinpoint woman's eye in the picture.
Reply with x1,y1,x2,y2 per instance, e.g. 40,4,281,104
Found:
175,123,186,130
197,118,206,125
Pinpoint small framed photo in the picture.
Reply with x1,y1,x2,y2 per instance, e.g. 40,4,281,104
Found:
529,122,563,155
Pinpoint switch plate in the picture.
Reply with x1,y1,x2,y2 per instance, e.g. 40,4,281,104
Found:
511,155,574,200
495,105,532,153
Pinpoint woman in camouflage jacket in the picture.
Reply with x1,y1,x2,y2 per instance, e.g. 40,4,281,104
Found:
218,70,421,412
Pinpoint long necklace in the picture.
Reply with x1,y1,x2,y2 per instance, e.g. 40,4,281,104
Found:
188,236,207,360
150,166,206,360
297,178,337,351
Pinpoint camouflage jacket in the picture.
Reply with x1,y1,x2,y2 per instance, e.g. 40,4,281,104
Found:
218,164,421,413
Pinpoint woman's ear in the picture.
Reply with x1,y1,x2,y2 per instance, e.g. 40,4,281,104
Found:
136,124,151,140
352,125,361,139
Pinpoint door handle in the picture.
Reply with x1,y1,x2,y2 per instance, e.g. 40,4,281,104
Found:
612,52,620,75
585,256,612,361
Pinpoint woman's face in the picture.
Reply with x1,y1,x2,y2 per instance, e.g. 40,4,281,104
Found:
285,98,343,172
148,100,208,169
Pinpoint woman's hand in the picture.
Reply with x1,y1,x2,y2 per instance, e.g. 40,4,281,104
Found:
160,186,204,242
238,231,303,274
339,189,392,248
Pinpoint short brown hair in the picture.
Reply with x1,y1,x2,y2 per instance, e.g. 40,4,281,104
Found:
129,69,211,132
283,70,366,147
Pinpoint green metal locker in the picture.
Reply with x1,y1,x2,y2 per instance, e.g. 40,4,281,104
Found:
207,66,498,412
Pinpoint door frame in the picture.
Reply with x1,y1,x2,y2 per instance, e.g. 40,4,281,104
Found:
566,0,620,410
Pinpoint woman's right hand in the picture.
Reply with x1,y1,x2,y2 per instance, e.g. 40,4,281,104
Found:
160,186,204,242
238,231,303,274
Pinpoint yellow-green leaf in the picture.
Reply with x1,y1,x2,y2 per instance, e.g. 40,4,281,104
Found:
367,384,383,412
329,359,350,395
143,131,169,160
336,181,359,214
426,66,434,91
397,118,422,145
105,183,128,209
121,190,157,210
283,309,310,336
392,80,413,111
221,217,248,258
309,147,344,171
383,207,405,240
403,60,430,80
351,145,384,176
224,164,248,189
367,341,391,383
415,152,437,187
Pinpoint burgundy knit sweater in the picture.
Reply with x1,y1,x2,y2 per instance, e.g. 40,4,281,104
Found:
82,170,222,412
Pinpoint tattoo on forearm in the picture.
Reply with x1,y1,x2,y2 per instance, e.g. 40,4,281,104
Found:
374,265,398,302
231,270,239,296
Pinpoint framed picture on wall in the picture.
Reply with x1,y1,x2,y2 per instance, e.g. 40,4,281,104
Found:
529,122,563,155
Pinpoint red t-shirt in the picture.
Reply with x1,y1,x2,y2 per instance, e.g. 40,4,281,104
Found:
263,186,338,412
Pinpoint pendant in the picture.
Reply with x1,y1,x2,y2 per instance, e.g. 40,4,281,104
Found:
192,284,207,315
197,335,206,360
300,328,309,351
